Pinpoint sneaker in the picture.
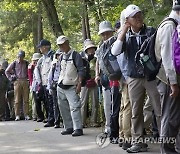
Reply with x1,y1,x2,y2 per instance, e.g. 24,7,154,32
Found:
72,129,83,137
25,115,31,120
127,143,148,153
15,116,20,121
61,128,74,135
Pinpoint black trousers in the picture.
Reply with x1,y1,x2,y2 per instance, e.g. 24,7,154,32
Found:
42,86,54,124
110,86,121,138
157,81,180,153
33,91,46,120
52,88,61,125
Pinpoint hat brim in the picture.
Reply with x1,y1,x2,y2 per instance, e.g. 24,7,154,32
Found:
127,10,141,18
84,45,97,52
32,58,40,61
37,44,42,48
173,6,180,11
57,39,68,45
98,28,114,35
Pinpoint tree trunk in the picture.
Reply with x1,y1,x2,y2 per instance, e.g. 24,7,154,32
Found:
41,0,64,37
32,9,43,52
82,0,91,41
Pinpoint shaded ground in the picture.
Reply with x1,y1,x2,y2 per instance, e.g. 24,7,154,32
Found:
0,121,160,154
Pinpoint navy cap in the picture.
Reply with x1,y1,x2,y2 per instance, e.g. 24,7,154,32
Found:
37,39,51,48
18,50,25,58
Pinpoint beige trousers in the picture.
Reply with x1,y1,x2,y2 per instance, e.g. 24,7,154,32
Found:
119,83,132,139
127,77,161,140
14,80,29,116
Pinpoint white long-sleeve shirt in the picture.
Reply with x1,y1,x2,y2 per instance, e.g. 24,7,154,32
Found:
155,11,179,85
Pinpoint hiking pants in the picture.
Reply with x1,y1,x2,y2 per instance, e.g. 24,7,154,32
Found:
102,87,111,133
127,77,161,141
14,79,29,116
52,88,61,125
57,86,82,130
110,85,121,139
80,86,98,126
157,81,180,154
119,84,132,139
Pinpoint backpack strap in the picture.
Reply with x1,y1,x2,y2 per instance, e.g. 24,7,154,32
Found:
72,51,77,68
51,63,56,81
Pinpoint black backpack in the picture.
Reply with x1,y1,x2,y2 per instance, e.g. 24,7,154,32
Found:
135,18,178,81
101,36,122,80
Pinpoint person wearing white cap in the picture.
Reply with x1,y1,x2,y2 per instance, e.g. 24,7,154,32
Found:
155,0,180,153
79,39,99,127
47,49,62,128
111,4,161,153
28,52,42,121
56,35,85,136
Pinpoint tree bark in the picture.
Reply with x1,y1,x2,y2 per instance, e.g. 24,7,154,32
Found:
41,0,64,37
82,0,91,41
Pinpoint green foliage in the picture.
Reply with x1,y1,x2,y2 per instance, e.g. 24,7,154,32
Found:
0,0,174,61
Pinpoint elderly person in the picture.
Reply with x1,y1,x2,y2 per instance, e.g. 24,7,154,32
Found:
57,35,84,137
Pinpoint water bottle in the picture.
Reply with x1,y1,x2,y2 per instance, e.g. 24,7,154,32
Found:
140,53,156,71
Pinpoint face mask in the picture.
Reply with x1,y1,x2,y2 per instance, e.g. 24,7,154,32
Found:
88,54,94,61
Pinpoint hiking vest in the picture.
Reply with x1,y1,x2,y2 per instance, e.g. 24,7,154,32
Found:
40,56,53,86
124,25,155,78
59,51,78,85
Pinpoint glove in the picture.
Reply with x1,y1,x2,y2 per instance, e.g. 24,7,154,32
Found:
49,89,53,95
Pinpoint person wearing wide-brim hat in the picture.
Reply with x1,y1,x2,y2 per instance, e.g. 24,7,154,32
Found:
28,52,42,121
79,39,99,128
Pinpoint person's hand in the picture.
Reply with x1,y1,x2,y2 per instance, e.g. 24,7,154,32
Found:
95,75,100,85
49,89,53,95
76,82,81,94
170,84,179,97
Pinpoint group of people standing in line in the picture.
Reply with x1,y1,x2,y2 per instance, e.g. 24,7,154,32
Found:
0,1,180,153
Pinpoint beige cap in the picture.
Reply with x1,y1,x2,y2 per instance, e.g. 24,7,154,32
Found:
56,35,69,45
83,39,97,52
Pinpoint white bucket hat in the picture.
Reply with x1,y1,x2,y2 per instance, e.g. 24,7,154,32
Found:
124,4,141,18
56,35,69,45
83,39,97,52
98,21,114,35
32,53,42,61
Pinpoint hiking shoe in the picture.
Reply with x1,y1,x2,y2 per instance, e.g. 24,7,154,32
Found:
61,128,73,135
127,143,148,153
72,129,83,137
15,116,20,121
